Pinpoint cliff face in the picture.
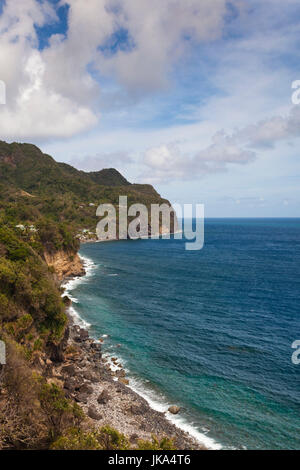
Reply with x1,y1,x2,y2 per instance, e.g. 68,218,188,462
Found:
44,250,85,282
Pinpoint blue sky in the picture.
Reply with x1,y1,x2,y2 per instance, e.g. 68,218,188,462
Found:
0,0,300,216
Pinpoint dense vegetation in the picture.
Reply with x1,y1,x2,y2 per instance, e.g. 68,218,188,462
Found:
0,141,171,238
0,141,175,450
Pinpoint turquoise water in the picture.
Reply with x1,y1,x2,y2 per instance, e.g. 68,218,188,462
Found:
66,219,300,449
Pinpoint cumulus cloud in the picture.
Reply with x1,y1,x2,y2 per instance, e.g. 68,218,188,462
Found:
97,0,229,92
0,0,232,140
69,151,133,172
141,135,256,183
0,0,98,140
234,106,300,148
141,105,300,183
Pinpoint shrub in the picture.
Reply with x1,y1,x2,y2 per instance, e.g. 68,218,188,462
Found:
96,425,129,450
51,426,129,451
51,428,101,450
39,383,84,440
137,435,176,450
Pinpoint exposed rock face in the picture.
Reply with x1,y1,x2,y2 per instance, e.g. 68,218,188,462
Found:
44,250,85,281
62,296,72,307
47,326,70,363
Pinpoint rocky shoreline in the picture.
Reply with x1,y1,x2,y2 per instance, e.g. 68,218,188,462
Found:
58,263,205,450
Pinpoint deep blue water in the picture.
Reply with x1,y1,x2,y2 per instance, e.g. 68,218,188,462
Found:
67,219,300,449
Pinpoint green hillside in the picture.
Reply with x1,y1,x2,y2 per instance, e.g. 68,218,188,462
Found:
0,141,174,246
0,141,177,449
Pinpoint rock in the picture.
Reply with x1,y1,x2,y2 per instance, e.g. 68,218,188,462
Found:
118,378,129,385
75,393,88,404
62,296,72,307
130,403,149,415
116,369,126,378
33,355,45,369
74,328,89,342
64,377,76,391
97,389,111,404
61,364,76,375
130,433,139,443
79,382,93,395
88,406,102,421
47,327,69,362
89,373,100,384
168,405,180,415
82,370,99,382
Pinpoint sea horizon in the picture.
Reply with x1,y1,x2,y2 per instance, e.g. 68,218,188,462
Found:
64,218,300,450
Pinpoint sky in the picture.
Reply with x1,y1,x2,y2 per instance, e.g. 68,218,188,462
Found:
0,0,300,216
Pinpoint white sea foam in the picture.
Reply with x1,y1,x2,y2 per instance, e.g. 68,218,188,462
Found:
127,374,223,450
102,347,222,449
62,252,223,450
62,254,97,329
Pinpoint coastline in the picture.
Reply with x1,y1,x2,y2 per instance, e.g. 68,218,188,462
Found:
61,252,221,450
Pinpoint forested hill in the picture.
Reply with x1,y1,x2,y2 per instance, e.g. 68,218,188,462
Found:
0,140,177,450
0,140,173,248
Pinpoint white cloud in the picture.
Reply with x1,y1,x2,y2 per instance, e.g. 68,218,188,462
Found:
140,103,300,183
97,0,229,92
141,134,256,183
0,0,232,140
69,151,133,171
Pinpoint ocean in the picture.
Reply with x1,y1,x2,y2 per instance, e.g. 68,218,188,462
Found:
64,218,300,450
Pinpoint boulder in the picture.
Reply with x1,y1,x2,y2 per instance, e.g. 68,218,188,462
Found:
64,377,76,392
82,369,97,381
75,393,88,404
89,373,100,384
79,382,93,395
118,378,129,385
130,403,149,415
129,433,139,443
62,296,72,307
90,342,101,351
74,328,89,342
116,369,126,378
168,405,180,415
88,406,102,421
97,389,111,404
61,364,76,376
